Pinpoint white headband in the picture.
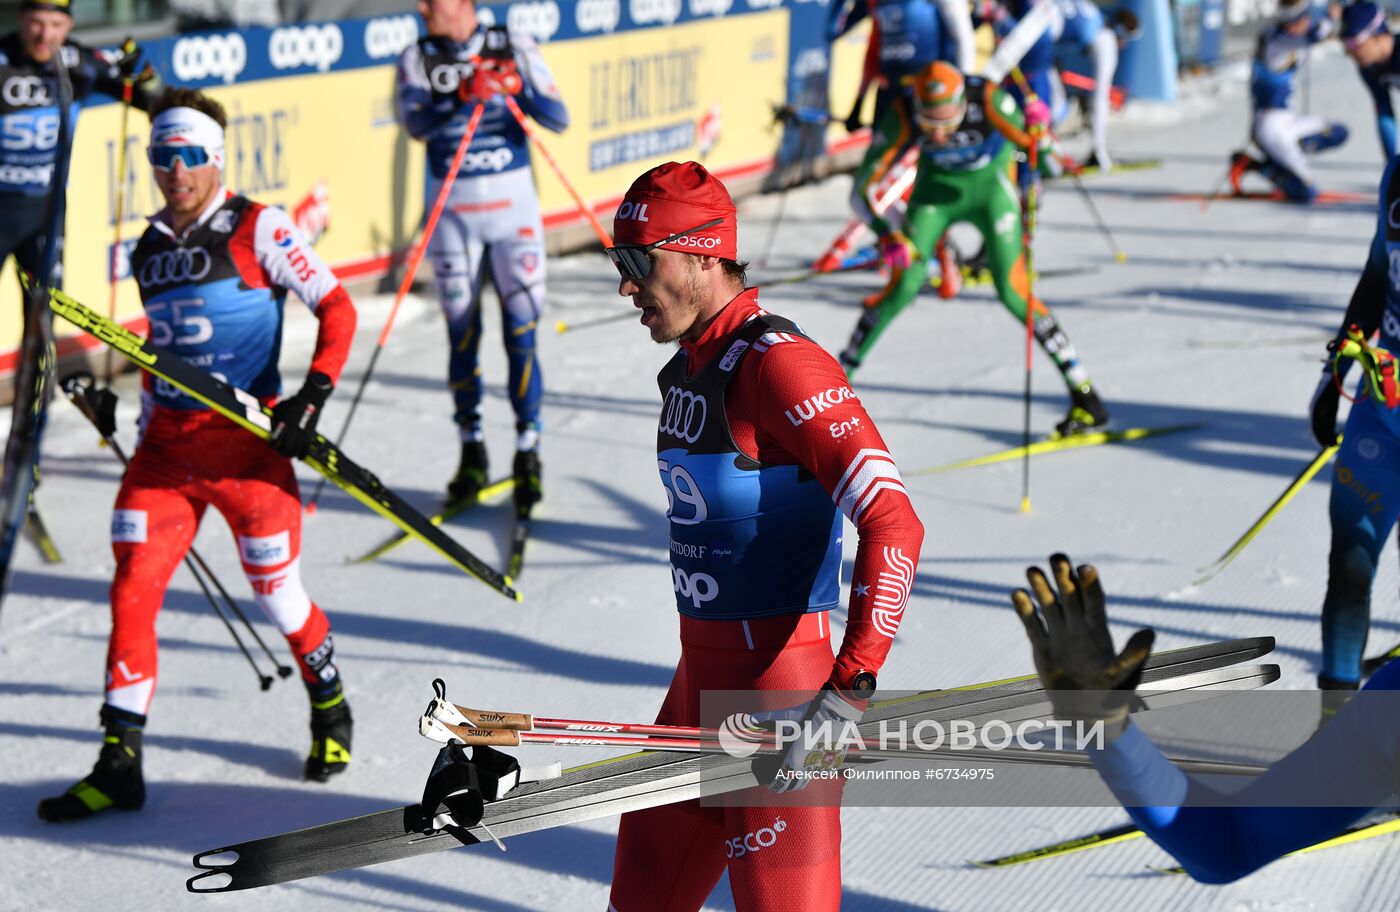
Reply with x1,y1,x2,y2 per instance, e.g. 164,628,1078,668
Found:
150,106,226,170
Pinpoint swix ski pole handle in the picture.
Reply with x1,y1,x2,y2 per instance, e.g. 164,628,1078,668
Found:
452,705,533,731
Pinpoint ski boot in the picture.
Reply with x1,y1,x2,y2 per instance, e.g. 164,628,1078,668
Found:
447,439,488,504
1054,384,1109,438
933,237,962,300
960,248,991,288
37,706,146,822
1227,151,1258,196
513,449,542,511
306,685,353,782
1317,674,1358,731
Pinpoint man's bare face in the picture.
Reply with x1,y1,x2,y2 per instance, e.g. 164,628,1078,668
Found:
619,249,709,344
19,10,70,64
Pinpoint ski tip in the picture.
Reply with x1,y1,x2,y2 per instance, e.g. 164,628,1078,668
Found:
187,848,239,893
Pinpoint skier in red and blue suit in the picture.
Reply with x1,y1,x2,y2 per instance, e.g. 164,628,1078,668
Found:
603,161,926,912
38,89,357,823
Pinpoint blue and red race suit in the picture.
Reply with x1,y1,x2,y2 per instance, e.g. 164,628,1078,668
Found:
106,188,355,717
610,290,925,912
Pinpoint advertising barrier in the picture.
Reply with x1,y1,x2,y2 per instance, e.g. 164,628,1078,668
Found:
1,1,825,381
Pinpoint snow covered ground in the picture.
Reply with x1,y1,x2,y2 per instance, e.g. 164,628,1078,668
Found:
3,48,1396,912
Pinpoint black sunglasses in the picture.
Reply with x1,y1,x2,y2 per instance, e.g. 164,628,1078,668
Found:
606,218,724,281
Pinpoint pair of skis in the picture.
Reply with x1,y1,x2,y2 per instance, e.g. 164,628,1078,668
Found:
186,636,1277,892
910,424,1203,475
42,285,521,602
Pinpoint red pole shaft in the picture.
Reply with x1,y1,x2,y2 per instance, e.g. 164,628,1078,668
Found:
502,95,613,248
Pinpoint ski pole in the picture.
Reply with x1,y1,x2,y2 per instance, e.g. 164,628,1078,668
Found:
502,95,613,248
59,372,284,690
1060,161,1126,262
104,57,136,386
1017,80,1043,514
421,714,1266,776
1195,440,1341,585
184,546,294,680
554,309,636,335
305,102,486,514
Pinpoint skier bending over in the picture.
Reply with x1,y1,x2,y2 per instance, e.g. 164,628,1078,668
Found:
38,88,358,822
839,62,1109,437
1009,553,1400,883
1229,0,1348,202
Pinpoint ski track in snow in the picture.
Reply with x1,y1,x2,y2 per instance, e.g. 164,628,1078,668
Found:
3,54,1397,911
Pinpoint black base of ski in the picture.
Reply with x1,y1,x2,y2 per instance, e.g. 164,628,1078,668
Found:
25,501,61,564
1364,642,1400,677
187,637,1273,892
1148,811,1400,875
507,505,531,578
350,478,514,564
45,286,519,602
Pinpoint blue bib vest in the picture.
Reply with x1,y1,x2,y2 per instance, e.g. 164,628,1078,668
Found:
657,314,843,620
131,196,288,410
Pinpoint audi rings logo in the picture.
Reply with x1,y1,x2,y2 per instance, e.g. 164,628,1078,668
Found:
631,0,683,25
509,1,562,42
670,234,723,250
269,24,344,73
429,62,472,93
173,34,247,84
364,15,419,59
2,76,51,105
137,248,213,287
576,0,621,33
718,713,769,759
689,0,733,17
659,386,707,443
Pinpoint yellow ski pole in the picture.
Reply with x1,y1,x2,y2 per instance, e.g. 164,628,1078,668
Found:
1195,440,1340,585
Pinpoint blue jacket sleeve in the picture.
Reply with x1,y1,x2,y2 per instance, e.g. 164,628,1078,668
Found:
395,43,460,140
511,34,569,134
827,0,870,41
1088,660,1400,884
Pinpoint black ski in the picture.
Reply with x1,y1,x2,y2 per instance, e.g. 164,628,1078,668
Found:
24,506,61,564
0,47,72,609
44,286,520,602
350,477,514,564
507,506,531,578
1364,642,1400,677
188,637,1274,892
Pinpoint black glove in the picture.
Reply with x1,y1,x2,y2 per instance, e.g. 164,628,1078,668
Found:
268,372,332,459
1010,554,1154,739
1310,368,1342,449
60,371,118,439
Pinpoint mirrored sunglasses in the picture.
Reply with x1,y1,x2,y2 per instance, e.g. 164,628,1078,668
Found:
149,144,213,172
606,218,724,281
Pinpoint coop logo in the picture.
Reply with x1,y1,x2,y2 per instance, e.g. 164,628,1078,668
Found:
632,0,683,25
2,75,51,105
137,248,212,287
463,147,515,172
659,386,707,442
364,15,419,59
240,532,290,567
746,0,782,8
673,567,719,608
784,387,857,426
110,509,147,544
689,0,733,17
509,1,562,42
172,33,247,84
576,0,621,33
269,24,344,73
726,819,787,858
